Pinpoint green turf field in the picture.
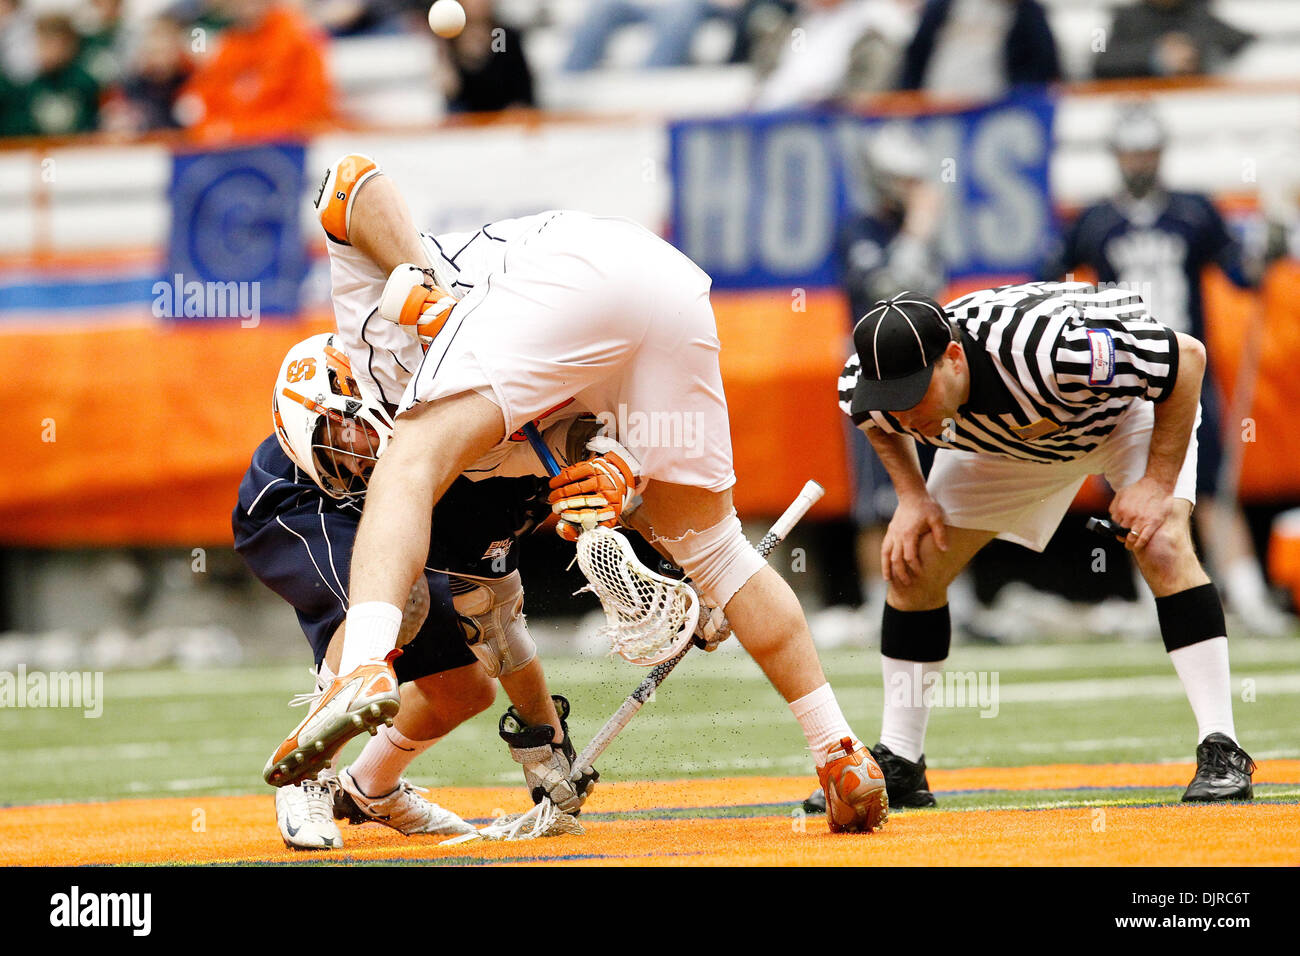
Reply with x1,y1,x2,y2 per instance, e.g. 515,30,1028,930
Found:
3,638,1299,809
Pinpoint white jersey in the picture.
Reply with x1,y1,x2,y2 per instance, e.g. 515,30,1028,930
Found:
327,212,556,409
325,211,569,480
325,209,735,492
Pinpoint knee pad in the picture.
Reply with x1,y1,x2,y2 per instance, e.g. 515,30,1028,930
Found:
314,153,380,245
448,570,536,678
657,512,765,610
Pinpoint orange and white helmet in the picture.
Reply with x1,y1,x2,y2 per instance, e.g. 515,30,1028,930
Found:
272,333,396,499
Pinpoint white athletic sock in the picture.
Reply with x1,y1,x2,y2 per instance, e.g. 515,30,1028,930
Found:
348,725,441,796
1168,636,1236,742
338,601,403,675
878,655,944,763
1224,557,1271,609
789,683,858,768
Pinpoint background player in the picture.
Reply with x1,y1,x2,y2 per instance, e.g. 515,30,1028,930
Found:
277,152,890,834
808,283,1255,812
1042,101,1293,637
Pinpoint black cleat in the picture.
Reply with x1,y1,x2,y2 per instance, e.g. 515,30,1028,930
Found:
802,788,827,814
870,743,937,807
802,743,937,812
1182,733,1255,802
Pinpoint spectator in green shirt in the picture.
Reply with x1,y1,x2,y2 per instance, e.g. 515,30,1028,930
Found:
22,14,101,135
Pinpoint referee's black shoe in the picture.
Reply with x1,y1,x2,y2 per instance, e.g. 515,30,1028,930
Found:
803,743,937,812
1182,733,1255,802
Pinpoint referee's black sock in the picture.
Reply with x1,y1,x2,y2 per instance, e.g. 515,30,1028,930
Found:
1156,583,1236,743
878,603,950,763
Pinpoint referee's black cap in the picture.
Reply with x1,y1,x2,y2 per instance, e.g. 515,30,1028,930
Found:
849,293,955,414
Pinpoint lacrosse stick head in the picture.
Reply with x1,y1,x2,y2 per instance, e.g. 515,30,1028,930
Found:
575,526,700,666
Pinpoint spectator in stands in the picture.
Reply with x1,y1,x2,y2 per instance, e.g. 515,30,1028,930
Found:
18,14,102,136
1041,103,1293,636
101,16,192,133
308,0,411,37
835,123,946,612
1093,0,1252,80
437,0,534,112
729,0,796,66
0,0,35,85
564,0,721,71
752,0,913,110
897,0,1059,98
77,0,128,88
176,0,333,141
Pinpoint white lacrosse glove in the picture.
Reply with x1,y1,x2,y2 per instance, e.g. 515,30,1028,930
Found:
689,582,733,652
498,695,598,814
378,263,459,342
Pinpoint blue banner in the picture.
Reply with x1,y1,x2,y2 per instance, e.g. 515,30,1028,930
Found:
669,92,1056,289
166,142,307,319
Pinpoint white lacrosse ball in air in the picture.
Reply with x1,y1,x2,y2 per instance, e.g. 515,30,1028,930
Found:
428,0,466,38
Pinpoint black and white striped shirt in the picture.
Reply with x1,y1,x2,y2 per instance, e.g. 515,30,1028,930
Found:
837,282,1182,463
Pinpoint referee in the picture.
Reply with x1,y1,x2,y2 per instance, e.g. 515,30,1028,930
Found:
805,282,1254,813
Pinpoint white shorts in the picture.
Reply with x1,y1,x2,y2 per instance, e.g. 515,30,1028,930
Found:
928,400,1200,552
401,212,737,491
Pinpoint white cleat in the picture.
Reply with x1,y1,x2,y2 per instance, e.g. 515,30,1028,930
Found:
337,767,476,837
275,775,343,851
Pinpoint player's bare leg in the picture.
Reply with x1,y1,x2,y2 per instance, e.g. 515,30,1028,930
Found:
1131,499,1253,800
635,480,886,832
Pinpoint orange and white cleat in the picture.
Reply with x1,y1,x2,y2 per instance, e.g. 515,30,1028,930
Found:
264,652,402,788
816,736,889,833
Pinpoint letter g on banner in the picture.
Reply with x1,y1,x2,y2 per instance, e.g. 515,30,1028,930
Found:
167,143,307,320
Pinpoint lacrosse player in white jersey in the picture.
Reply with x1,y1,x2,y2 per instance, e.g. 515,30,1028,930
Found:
270,153,889,833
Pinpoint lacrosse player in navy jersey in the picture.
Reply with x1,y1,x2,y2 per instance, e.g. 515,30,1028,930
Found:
806,283,1255,812
236,335,599,850
1042,102,1293,636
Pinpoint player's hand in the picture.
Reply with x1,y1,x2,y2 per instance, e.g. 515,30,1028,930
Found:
499,696,597,814
881,493,948,587
548,439,640,542
688,582,732,652
1110,476,1176,551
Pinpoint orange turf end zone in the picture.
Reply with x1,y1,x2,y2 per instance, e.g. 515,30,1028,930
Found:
4,762,1298,867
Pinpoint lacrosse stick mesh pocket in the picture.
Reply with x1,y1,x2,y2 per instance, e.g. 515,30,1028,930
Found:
575,526,700,666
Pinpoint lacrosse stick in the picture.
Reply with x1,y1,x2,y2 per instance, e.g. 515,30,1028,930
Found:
444,473,825,844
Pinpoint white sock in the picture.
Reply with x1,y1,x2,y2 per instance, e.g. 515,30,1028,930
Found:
789,684,858,767
338,601,403,675
347,725,441,796
878,655,944,763
1169,636,1236,742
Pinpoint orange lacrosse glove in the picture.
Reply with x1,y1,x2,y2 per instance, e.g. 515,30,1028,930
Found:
548,446,638,542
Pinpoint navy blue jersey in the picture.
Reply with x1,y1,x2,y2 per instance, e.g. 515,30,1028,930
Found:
232,435,549,680
1043,190,1254,341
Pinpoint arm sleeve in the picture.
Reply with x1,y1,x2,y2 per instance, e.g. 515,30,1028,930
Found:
1051,317,1181,405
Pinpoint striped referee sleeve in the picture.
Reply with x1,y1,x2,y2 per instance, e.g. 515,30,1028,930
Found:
1051,316,1181,404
